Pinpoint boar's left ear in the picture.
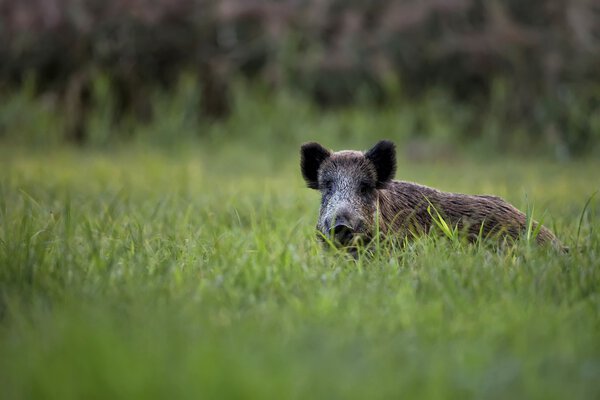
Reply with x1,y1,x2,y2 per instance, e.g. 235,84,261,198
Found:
365,140,396,188
301,142,331,189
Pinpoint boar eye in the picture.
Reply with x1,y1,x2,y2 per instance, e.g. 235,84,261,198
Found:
321,179,333,191
359,182,373,195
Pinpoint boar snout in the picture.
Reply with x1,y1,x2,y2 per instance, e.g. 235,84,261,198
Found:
332,223,354,245
326,210,362,246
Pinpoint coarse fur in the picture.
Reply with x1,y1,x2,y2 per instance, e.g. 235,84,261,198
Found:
300,140,565,251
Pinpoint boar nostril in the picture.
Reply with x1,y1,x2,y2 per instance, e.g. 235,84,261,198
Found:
332,223,354,245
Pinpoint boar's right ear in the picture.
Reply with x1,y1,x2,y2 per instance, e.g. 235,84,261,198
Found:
301,142,331,189
365,140,396,188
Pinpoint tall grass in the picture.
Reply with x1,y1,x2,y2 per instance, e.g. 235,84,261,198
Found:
1,144,599,399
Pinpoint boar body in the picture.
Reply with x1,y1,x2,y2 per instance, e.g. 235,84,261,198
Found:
378,180,560,247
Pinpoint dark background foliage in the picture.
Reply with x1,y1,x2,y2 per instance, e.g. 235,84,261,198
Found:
1,0,599,154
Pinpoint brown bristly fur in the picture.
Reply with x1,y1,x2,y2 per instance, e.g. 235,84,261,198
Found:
377,180,564,249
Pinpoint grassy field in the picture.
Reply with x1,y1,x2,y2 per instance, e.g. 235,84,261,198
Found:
1,141,599,399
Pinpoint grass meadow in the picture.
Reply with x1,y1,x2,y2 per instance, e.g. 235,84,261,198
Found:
1,90,600,399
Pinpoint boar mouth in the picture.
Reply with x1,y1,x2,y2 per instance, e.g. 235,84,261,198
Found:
338,233,370,248
317,229,372,249
336,235,372,259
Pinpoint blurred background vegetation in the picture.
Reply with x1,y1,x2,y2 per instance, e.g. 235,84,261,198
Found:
1,0,599,157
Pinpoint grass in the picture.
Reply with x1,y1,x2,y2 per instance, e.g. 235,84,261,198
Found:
0,142,599,399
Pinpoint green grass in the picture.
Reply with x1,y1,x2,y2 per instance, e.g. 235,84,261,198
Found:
1,144,599,399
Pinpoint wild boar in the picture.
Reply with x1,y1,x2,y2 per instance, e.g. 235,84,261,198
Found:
300,140,564,252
